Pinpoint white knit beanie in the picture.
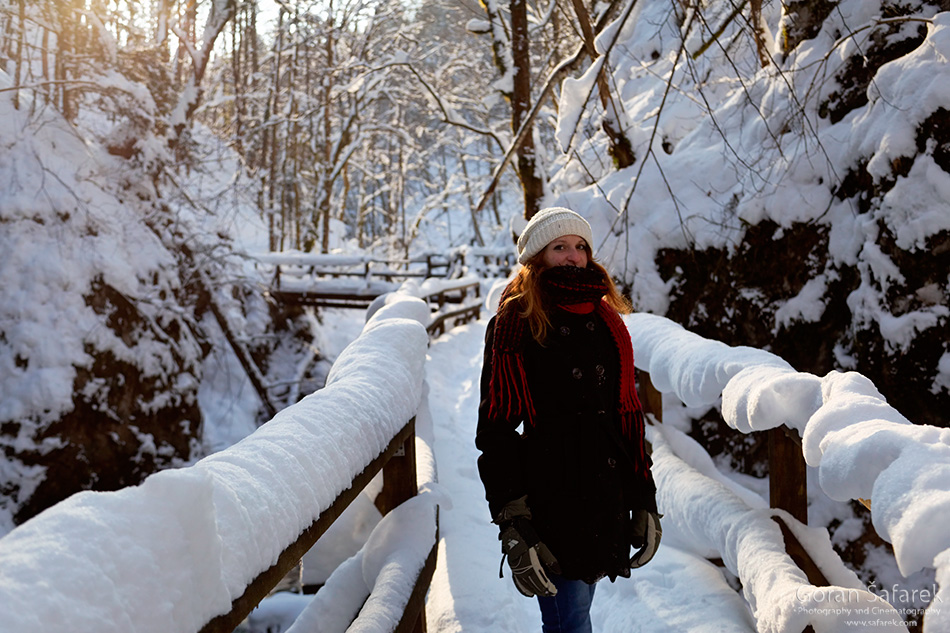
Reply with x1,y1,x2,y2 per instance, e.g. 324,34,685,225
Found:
516,207,594,265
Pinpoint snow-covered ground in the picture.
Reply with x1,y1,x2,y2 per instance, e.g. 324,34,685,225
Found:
424,318,761,633
424,311,948,633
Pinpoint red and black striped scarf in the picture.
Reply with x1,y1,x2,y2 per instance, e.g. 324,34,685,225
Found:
487,265,649,476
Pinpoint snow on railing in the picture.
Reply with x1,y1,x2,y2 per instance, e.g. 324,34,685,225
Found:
248,250,475,311
368,277,484,340
445,245,516,279
0,294,437,633
628,313,949,633
249,251,453,282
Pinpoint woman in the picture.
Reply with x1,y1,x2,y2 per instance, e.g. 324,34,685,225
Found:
475,207,661,633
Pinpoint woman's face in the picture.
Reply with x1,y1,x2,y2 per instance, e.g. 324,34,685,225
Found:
541,234,590,270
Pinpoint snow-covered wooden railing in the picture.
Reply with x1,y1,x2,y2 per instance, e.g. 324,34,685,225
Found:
365,276,483,341
250,251,485,314
253,251,452,280
0,295,439,633
418,277,482,338
628,314,948,633
443,245,517,279
252,252,453,309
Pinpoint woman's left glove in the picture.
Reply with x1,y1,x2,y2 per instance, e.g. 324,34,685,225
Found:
629,509,662,569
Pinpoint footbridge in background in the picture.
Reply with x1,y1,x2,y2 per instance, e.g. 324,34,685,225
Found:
251,248,515,310
210,247,515,419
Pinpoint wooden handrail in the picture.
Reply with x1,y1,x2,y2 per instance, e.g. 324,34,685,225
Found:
198,419,426,633
427,304,481,339
638,370,832,607
636,368,663,424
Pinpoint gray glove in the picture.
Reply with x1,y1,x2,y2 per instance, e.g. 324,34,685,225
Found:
496,496,561,597
629,509,662,569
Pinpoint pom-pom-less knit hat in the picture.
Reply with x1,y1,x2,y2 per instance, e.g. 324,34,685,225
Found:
517,207,594,264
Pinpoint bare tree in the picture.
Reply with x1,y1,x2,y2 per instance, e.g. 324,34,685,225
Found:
510,0,544,218
568,0,635,167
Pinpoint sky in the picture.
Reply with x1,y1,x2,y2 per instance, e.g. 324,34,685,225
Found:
2,0,950,632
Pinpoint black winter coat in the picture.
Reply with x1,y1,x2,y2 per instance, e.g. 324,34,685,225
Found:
476,306,657,583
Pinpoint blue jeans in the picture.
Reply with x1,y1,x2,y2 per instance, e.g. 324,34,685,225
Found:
537,575,596,633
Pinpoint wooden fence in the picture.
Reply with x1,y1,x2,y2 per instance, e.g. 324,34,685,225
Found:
253,248,512,310
199,419,434,633
425,280,482,338
635,367,922,633
196,281,484,633
638,371,832,579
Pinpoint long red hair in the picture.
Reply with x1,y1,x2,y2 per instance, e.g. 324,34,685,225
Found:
499,255,631,344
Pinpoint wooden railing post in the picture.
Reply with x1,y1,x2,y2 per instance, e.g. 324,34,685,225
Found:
374,418,426,633
769,427,830,596
768,427,807,524
376,419,418,516
636,369,663,424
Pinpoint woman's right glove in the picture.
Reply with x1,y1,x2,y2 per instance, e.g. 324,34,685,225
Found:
495,496,561,597
629,509,662,569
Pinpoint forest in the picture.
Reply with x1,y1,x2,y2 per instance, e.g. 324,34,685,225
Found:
1,1,949,614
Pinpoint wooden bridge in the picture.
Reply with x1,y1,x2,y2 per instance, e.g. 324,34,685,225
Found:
213,248,515,419
1,287,945,633
251,248,516,311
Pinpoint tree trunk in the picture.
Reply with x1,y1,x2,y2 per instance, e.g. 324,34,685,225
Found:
287,7,301,250
510,0,543,219
268,11,284,250
320,19,334,254
780,0,837,56
55,0,81,122
230,9,245,156
569,0,635,168
750,0,770,68
14,0,25,110
165,0,236,153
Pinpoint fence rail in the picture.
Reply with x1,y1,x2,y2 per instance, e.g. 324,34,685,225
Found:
251,247,514,310
637,369,883,632
638,370,831,592
190,295,442,633
199,420,431,633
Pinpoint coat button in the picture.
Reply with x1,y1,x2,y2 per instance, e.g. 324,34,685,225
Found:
607,457,617,468
586,321,596,331
572,367,583,379
559,326,570,336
